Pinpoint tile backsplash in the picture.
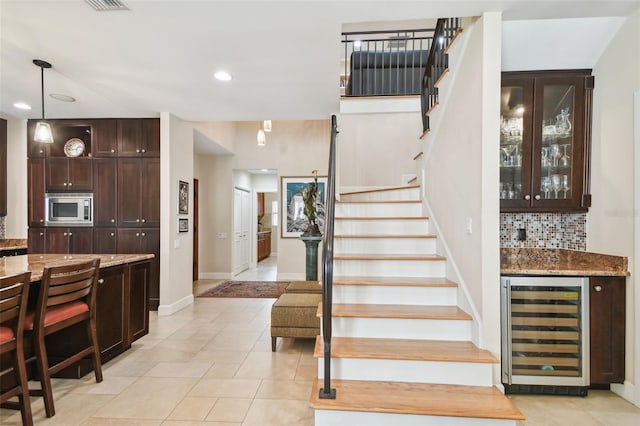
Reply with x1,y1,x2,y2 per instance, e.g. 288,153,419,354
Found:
500,212,586,251
0,216,5,239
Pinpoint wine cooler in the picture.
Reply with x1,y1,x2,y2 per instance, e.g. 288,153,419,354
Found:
501,276,589,395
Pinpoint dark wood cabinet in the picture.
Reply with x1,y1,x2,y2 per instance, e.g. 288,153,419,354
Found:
28,158,46,227
142,119,160,157
590,276,626,385
257,192,265,218
129,261,150,341
117,157,160,227
117,119,159,157
92,119,117,157
117,228,160,310
1,118,6,216
46,157,93,191
93,158,117,226
500,70,594,212
45,227,93,254
93,228,117,253
27,227,46,253
96,265,128,361
257,231,271,262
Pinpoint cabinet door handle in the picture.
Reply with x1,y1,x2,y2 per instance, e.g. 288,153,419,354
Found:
63,182,68,186
136,233,140,237
68,232,73,236
111,219,115,223
39,149,44,154
110,233,115,237
40,219,44,223
136,149,141,153
68,182,73,186
141,232,146,237
141,149,147,153
111,149,115,153
534,195,541,200
594,285,602,292
524,194,531,201
141,219,146,223
98,279,104,284
63,232,68,236
136,219,140,223
39,232,44,236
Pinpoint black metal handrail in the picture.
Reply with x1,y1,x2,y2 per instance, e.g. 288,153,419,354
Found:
421,17,461,135
319,114,338,399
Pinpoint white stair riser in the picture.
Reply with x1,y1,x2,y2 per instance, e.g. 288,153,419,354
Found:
315,410,517,426
335,219,429,235
334,259,445,278
317,358,493,386
336,202,422,218
340,187,421,202
335,237,436,255
325,317,472,340
333,284,456,305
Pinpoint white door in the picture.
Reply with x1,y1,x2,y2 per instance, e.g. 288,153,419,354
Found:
233,187,251,275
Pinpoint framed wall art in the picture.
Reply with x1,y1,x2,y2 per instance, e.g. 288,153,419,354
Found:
178,180,189,214
281,175,327,238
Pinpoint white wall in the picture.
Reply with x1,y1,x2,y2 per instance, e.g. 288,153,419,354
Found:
338,112,420,187
158,113,195,315
419,14,502,367
5,119,27,238
587,9,640,404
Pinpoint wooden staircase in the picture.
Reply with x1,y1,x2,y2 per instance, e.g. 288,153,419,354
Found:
310,185,524,425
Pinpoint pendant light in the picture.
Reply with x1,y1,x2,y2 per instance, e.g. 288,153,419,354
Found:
33,59,54,144
263,120,272,132
257,129,266,146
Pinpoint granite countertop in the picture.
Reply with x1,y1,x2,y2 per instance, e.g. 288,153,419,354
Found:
0,239,28,250
0,253,155,282
501,248,629,277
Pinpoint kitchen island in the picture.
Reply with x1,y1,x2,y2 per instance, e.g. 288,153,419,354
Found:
1,253,154,378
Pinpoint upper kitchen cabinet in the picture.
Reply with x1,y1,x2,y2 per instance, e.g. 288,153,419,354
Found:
117,157,160,227
91,119,117,157
46,157,93,191
117,119,160,157
500,70,594,212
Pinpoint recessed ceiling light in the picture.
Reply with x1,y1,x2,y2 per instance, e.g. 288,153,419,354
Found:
214,70,232,81
50,93,76,102
13,102,32,110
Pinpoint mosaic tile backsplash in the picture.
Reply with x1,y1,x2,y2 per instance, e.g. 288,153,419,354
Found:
0,216,5,239
500,213,586,251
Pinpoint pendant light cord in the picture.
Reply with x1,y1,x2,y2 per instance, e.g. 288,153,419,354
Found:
40,65,45,120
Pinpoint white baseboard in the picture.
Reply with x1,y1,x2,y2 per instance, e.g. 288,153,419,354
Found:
198,272,233,280
277,273,306,280
612,381,639,407
158,294,194,316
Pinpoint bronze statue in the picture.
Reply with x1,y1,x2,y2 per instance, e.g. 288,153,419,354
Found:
302,170,321,236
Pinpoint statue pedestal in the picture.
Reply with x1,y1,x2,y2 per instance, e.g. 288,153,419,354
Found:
299,235,322,281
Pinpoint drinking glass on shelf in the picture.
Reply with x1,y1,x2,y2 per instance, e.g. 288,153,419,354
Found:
550,144,561,167
541,176,551,199
502,145,515,166
560,144,571,167
541,147,552,167
551,174,562,199
561,174,571,198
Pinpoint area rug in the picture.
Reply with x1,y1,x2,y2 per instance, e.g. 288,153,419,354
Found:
198,281,290,298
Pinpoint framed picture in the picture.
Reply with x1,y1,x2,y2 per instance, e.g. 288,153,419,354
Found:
281,175,328,238
178,180,189,214
178,218,188,233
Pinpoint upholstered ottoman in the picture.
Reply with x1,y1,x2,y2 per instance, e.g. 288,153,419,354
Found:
271,293,322,351
285,280,322,294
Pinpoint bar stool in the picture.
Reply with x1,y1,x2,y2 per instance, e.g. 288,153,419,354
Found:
24,259,102,418
0,271,33,426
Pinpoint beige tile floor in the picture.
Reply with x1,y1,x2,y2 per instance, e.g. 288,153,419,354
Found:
1,274,639,425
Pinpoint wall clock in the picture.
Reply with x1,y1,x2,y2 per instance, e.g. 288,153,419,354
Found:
63,138,85,157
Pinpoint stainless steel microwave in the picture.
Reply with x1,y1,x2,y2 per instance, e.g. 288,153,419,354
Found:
45,193,93,226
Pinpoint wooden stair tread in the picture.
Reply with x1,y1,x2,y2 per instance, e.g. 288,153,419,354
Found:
335,216,428,220
310,378,524,420
334,253,446,261
335,234,435,239
336,200,421,204
340,185,420,196
313,336,498,363
413,152,424,160
332,276,457,287
318,303,471,320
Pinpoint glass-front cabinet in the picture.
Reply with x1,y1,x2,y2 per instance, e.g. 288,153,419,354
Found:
500,70,594,212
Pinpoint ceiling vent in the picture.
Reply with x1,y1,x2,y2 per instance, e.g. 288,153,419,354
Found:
85,0,128,11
